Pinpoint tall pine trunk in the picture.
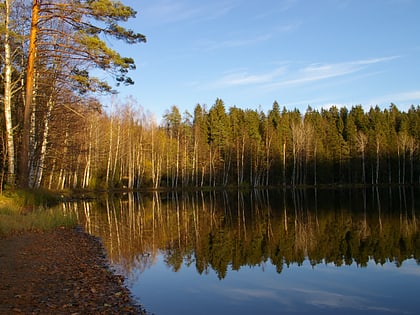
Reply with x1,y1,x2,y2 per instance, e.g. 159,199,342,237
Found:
19,0,39,188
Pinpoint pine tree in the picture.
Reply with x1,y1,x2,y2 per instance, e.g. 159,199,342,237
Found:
19,0,146,188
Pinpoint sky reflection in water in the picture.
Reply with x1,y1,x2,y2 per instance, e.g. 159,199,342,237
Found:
129,255,419,315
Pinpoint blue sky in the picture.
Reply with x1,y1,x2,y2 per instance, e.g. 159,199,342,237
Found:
109,0,420,122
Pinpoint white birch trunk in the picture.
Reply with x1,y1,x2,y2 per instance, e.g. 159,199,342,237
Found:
175,133,180,187
112,121,121,183
83,124,93,188
48,159,55,189
375,137,380,185
57,167,64,190
3,0,16,186
127,126,134,189
241,135,245,185
33,96,54,188
192,138,197,186
73,153,81,189
106,115,113,187
282,141,286,186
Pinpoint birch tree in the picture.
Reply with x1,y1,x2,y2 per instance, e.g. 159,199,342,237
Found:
356,131,368,184
1,0,27,186
2,0,15,186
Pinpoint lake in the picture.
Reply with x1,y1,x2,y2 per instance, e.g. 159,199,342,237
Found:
64,187,420,315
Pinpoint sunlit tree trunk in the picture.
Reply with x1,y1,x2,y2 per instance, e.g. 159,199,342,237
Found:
282,141,286,186
33,95,54,188
73,153,81,189
291,121,305,186
28,85,37,187
135,129,145,188
408,136,416,184
209,148,213,187
127,122,135,189
48,159,56,189
375,137,380,184
57,167,64,190
265,132,273,186
112,120,121,183
223,148,231,186
106,114,114,187
235,136,240,186
303,122,314,186
150,123,163,189
398,132,408,184
151,126,156,188
397,143,401,184
3,0,16,187
313,143,317,186
175,132,180,187
82,123,93,188
192,137,198,186
56,130,68,190
356,131,367,184
240,134,245,185
19,0,39,188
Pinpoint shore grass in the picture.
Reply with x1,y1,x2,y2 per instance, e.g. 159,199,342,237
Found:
0,189,76,237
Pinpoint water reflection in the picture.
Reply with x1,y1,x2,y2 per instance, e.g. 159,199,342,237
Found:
64,187,419,279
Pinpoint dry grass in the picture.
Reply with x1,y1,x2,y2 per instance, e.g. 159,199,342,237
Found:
0,191,76,237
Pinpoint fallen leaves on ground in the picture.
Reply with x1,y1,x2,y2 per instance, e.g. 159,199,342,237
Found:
0,227,146,314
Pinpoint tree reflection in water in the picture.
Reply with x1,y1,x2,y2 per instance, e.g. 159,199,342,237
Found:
63,187,420,280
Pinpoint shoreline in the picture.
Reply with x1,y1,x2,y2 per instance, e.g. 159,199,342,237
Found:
0,226,146,314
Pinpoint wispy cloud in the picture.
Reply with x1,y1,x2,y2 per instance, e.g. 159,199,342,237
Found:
265,56,400,89
291,288,401,313
274,21,302,33
227,288,279,300
142,2,200,24
205,56,399,92
254,0,299,19
198,33,273,51
367,90,420,107
142,1,238,26
212,67,286,87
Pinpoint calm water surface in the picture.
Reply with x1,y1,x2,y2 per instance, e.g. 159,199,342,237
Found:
65,188,420,315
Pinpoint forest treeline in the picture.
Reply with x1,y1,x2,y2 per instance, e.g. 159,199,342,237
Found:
8,98,420,190
1,2,420,190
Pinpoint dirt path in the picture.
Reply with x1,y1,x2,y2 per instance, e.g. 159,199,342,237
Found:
0,227,145,314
